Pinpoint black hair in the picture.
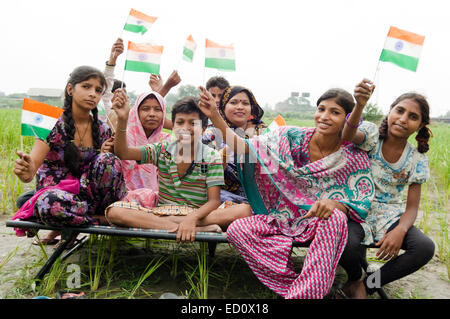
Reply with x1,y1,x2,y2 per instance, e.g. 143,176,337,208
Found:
379,92,430,153
112,79,126,93
171,96,208,128
63,65,106,177
206,76,230,90
316,88,355,115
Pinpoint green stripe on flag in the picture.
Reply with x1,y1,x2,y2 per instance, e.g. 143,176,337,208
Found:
379,49,419,72
205,58,235,71
21,123,51,140
123,23,148,34
125,60,160,75
183,47,194,62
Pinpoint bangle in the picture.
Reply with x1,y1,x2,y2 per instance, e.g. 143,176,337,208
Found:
345,113,362,129
105,61,116,66
117,127,127,132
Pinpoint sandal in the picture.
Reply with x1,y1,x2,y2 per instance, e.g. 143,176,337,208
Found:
56,290,85,299
53,235,86,250
32,235,61,246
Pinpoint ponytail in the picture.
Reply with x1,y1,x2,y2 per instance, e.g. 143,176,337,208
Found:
415,126,431,153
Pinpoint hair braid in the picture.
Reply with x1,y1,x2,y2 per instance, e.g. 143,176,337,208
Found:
378,116,389,140
91,107,101,150
62,92,82,178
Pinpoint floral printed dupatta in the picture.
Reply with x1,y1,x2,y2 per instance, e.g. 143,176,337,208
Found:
238,126,374,237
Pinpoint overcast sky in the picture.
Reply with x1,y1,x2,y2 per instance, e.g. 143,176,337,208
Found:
1,0,449,116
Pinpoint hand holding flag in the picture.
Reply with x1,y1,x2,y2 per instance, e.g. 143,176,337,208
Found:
14,150,35,183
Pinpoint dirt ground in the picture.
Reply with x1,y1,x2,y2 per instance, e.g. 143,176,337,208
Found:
0,215,449,299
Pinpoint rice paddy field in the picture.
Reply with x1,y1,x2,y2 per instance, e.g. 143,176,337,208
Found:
0,108,448,299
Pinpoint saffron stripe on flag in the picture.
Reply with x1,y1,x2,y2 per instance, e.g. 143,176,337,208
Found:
22,98,63,119
125,60,160,74
379,49,419,72
387,26,425,46
129,8,158,24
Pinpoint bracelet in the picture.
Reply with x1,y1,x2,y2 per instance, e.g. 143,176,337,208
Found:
105,61,116,66
345,113,362,129
117,127,127,132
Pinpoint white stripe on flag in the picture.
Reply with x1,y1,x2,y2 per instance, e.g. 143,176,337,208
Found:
21,110,59,131
126,50,162,64
205,47,235,60
384,36,423,58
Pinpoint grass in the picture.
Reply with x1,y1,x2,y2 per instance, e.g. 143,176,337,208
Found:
0,108,448,298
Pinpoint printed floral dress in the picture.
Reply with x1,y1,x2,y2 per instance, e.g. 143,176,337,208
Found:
33,117,127,226
355,121,430,245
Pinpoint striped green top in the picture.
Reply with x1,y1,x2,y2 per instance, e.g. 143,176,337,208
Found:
138,140,224,208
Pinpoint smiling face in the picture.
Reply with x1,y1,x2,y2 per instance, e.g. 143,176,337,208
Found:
224,92,252,128
314,98,346,135
68,77,103,111
173,111,205,146
387,98,423,139
138,96,163,138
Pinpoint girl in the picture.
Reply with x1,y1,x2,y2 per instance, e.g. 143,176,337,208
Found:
198,86,375,299
13,66,127,244
120,91,171,207
339,79,435,299
202,86,267,204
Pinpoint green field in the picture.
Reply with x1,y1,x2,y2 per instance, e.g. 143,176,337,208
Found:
0,108,448,299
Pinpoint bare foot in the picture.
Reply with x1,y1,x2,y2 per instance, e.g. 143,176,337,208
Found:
196,224,222,233
342,280,368,299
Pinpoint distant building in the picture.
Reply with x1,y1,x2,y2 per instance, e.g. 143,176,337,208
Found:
27,88,63,105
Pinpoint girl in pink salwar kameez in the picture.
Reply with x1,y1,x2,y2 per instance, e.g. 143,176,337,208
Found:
121,91,171,207
198,86,375,299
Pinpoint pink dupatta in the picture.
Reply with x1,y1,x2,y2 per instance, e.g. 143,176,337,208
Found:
122,91,171,207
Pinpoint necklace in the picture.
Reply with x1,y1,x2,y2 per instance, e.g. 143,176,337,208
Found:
75,118,91,147
315,135,341,159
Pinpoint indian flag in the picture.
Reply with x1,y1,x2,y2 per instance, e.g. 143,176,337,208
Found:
125,41,164,75
21,98,63,140
123,9,157,35
205,39,236,71
379,26,425,72
263,115,286,134
183,35,197,62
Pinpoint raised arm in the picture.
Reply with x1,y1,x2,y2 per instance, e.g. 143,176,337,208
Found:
341,78,375,144
198,86,248,154
111,89,141,161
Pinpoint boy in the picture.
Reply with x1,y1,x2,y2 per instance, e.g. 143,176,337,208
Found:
206,76,230,107
107,90,227,242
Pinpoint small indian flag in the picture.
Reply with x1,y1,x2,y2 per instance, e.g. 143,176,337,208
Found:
379,26,425,72
263,115,286,134
125,41,164,75
183,35,197,62
123,9,157,35
21,98,64,140
205,39,236,71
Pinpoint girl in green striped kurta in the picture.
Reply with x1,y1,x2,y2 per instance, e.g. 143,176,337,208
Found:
107,92,234,242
